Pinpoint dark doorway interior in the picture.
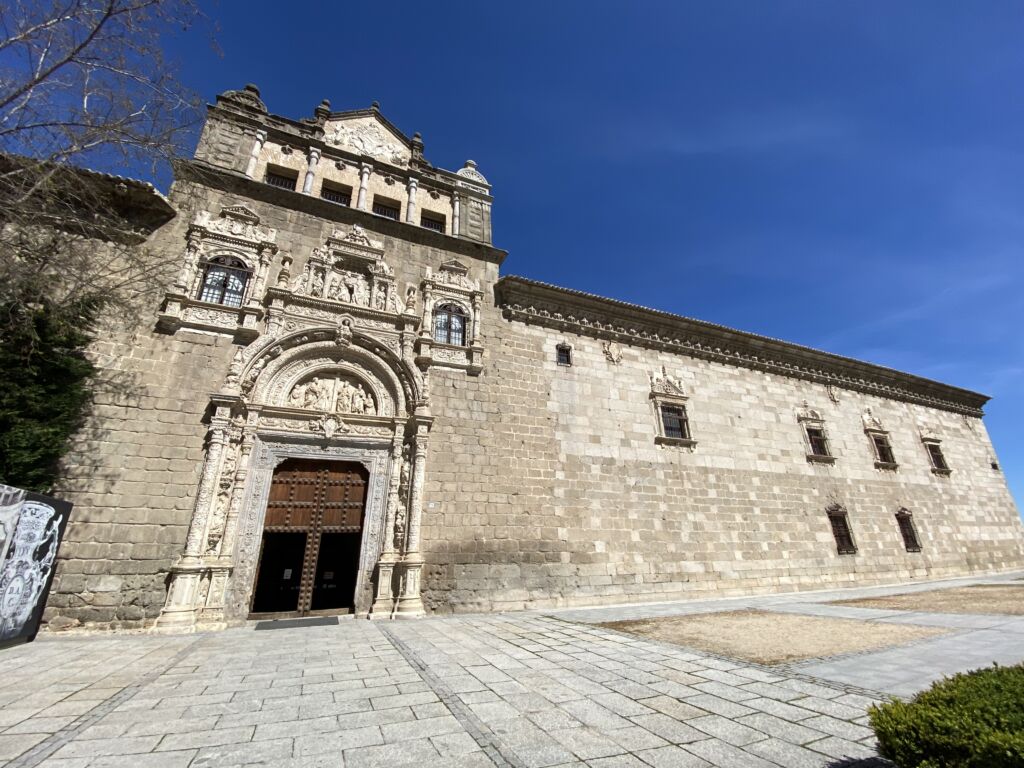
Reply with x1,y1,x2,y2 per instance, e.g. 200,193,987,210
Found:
251,532,306,614
249,459,369,619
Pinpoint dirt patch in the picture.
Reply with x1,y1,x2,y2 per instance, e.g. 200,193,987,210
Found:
601,610,947,665
833,584,1024,615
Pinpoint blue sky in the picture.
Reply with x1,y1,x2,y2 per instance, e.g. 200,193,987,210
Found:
164,2,1022,508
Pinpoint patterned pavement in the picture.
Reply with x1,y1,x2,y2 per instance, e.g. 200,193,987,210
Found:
1,571,1022,768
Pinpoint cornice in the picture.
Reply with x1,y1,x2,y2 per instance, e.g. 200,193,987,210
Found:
494,276,988,417
172,159,507,266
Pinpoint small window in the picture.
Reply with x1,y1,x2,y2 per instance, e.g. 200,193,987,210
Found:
992,461,1000,471
432,303,469,346
372,197,401,220
421,212,446,233
556,344,572,366
827,505,857,555
924,441,950,474
871,433,897,466
896,510,922,553
660,405,690,441
806,426,831,458
320,182,352,206
197,256,251,308
265,168,298,190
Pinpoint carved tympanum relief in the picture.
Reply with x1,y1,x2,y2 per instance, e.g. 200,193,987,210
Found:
288,375,377,416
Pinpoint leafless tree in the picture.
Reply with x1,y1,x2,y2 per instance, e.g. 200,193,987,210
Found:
0,0,207,338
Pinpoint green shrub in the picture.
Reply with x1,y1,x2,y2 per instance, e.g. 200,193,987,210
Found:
869,663,1024,768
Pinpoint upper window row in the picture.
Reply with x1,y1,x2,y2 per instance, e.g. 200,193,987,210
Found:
263,168,447,233
802,418,953,475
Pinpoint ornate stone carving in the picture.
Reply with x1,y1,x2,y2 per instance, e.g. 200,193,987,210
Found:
650,366,686,398
862,408,885,432
603,341,623,365
456,160,489,185
327,119,409,167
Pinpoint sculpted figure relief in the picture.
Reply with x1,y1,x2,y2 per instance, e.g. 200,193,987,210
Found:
288,376,377,415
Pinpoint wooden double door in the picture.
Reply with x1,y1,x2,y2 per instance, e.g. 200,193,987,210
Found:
250,459,369,618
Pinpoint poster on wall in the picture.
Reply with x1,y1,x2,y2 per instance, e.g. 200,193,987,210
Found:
0,484,73,651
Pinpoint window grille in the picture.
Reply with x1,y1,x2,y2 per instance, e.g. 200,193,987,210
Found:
421,214,445,233
660,405,690,440
197,256,251,308
806,426,831,457
896,510,922,552
827,506,857,555
872,434,896,465
556,345,572,366
320,185,351,206
432,303,469,346
373,199,401,220
265,171,297,190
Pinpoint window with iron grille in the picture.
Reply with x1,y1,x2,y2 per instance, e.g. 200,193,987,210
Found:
806,426,831,458
925,441,950,473
827,505,857,555
660,405,690,440
421,212,445,233
870,433,897,466
265,169,298,190
372,197,401,220
896,510,922,552
320,183,352,206
556,344,572,366
197,256,251,308
432,303,469,346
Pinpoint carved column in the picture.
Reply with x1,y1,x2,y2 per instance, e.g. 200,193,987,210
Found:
216,432,255,563
302,147,321,194
250,245,276,301
452,191,460,237
370,437,403,618
357,162,372,210
397,423,429,616
176,235,202,294
470,294,482,345
405,177,418,224
419,284,433,339
155,404,232,631
245,130,267,178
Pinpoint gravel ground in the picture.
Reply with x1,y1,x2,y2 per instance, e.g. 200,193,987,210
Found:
833,584,1024,615
601,609,948,665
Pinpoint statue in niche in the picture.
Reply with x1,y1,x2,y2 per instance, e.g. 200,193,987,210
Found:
311,271,325,297
328,276,340,300
351,383,367,414
405,287,417,312
374,283,388,311
335,380,353,414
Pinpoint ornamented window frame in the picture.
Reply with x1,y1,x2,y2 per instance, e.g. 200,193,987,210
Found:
922,436,952,476
826,503,857,555
650,366,697,449
158,205,278,342
862,409,898,471
414,259,484,376
798,405,835,464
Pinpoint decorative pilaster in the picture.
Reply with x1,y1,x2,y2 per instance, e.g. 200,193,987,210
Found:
302,147,321,194
357,163,372,210
405,177,418,224
245,130,267,178
470,294,482,345
452,191,460,237
397,421,430,616
370,438,404,618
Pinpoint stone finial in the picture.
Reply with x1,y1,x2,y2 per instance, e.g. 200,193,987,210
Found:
371,100,381,111
457,159,489,185
411,132,425,164
315,99,331,121
218,83,267,113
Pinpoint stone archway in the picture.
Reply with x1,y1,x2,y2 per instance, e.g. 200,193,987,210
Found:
155,321,433,632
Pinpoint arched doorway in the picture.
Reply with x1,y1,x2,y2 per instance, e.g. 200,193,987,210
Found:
249,458,369,617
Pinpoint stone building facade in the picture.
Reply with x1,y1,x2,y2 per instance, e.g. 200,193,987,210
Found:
47,86,1024,630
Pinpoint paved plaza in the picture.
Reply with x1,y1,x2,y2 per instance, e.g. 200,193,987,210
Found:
2,572,1023,768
